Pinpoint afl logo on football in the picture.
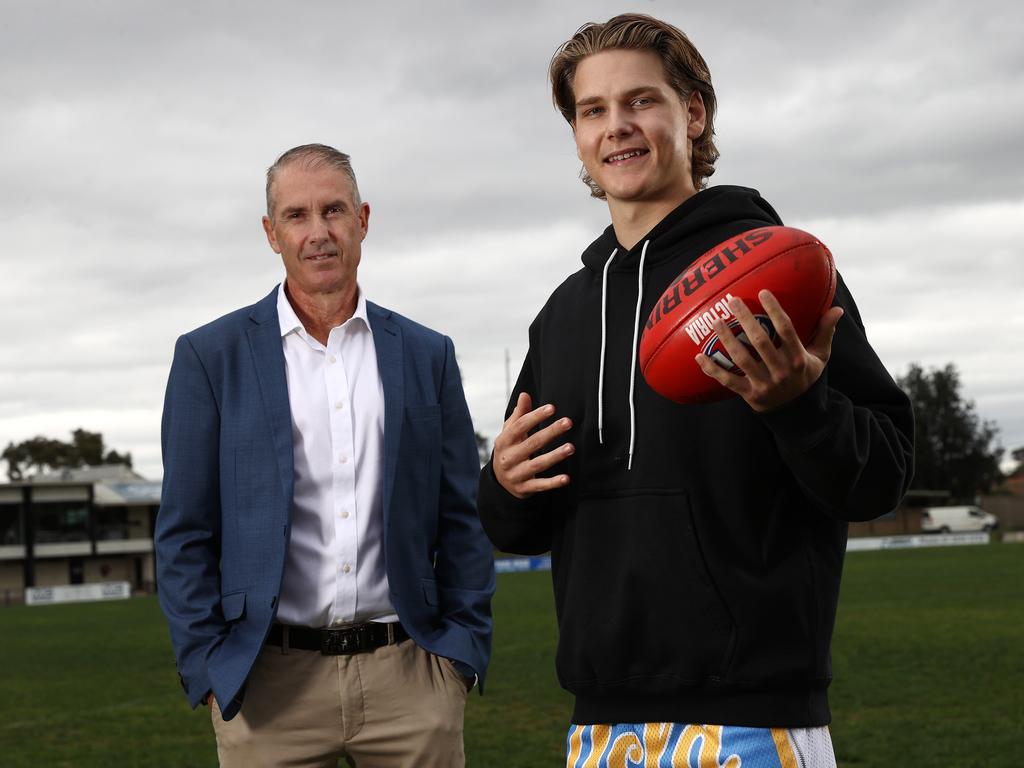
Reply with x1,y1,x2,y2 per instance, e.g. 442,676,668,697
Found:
702,315,776,374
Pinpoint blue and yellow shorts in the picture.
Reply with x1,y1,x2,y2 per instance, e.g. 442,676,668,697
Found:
565,723,835,768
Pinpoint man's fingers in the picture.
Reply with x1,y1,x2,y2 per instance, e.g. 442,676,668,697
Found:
505,402,561,442
493,396,574,498
499,441,574,498
496,417,572,474
496,410,570,455
521,417,572,456
503,392,533,428
711,315,761,377
757,290,801,351
695,353,750,396
522,441,575,477
513,391,532,416
806,307,844,361
694,352,728,382
728,295,783,371
515,474,572,495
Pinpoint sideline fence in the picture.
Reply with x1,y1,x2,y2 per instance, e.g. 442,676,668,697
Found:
496,532,1002,575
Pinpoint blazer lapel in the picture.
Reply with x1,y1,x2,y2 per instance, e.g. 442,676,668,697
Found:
246,288,294,505
368,302,403,529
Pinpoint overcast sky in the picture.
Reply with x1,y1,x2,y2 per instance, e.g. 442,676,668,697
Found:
2,0,1021,480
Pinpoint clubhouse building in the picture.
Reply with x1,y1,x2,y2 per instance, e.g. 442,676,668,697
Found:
0,465,160,604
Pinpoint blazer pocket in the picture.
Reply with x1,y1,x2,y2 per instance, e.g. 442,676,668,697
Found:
405,403,441,422
221,590,246,622
421,578,439,607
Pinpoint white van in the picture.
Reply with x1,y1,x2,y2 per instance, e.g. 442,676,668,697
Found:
920,505,998,534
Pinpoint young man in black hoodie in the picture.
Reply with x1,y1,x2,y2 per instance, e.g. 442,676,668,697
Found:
478,13,915,767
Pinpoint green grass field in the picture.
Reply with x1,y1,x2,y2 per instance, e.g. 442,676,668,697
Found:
1,543,1021,767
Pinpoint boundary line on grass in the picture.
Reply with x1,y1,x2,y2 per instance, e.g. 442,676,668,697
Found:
495,556,551,574
847,532,990,552
496,533,999,573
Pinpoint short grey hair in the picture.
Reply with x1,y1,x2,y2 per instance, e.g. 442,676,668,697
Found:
265,143,362,219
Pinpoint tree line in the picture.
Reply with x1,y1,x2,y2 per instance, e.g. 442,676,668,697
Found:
897,363,1005,500
2,429,132,481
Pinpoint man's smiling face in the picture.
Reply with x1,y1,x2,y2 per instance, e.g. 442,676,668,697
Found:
262,162,369,298
572,48,704,210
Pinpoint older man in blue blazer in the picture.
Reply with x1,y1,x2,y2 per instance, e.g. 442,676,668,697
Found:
156,144,495,768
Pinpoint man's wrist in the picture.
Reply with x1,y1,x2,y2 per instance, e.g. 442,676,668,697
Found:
451,659,477,691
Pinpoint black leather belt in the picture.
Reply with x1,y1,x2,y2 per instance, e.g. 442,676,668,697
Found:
266,622,409,655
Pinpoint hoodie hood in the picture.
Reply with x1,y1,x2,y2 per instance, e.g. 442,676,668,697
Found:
581,185,782,273
586,186,781,470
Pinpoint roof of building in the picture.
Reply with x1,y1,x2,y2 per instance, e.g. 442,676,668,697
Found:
31,464,145,483
1,465,161,506
93,481,162,507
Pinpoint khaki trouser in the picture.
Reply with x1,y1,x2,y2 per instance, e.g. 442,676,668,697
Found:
211,638,469,767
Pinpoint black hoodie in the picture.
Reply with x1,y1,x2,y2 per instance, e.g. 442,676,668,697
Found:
478,186,914,727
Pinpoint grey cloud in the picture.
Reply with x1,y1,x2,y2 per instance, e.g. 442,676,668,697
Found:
2,0,1023,478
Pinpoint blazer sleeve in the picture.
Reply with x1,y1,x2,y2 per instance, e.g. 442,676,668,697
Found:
155,334,225,707
431,336,497,682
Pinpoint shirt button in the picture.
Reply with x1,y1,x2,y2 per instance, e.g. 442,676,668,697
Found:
342,564,351,574
334,400,344,410
339,455,348,465
329,355,337,364
340,509,349,519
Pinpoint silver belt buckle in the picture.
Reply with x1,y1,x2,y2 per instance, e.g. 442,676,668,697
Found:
320,626,361,655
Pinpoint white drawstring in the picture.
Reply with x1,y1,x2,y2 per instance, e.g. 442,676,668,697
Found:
597,248,617,445
627,241,650,470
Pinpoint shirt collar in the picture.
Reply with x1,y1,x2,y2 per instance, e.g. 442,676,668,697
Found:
276,281,370,340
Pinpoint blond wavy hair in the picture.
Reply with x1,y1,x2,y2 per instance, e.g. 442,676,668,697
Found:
550,13,720,198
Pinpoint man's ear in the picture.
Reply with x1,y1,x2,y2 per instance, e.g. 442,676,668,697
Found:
262,216,281,254
687,91,707,140
358,202,370,241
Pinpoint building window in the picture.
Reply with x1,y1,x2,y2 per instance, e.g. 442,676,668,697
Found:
33,502,90,543
96,506,150,540
0,504,20,546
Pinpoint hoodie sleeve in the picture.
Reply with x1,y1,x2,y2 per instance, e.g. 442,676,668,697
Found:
758,274,915,522
477,349,555,555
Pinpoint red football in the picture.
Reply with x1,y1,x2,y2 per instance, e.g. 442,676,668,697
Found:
639,226,837,404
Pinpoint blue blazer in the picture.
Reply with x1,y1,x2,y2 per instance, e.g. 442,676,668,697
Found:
156,287,495,720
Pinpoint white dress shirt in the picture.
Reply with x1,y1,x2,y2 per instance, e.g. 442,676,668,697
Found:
275,282,397,628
